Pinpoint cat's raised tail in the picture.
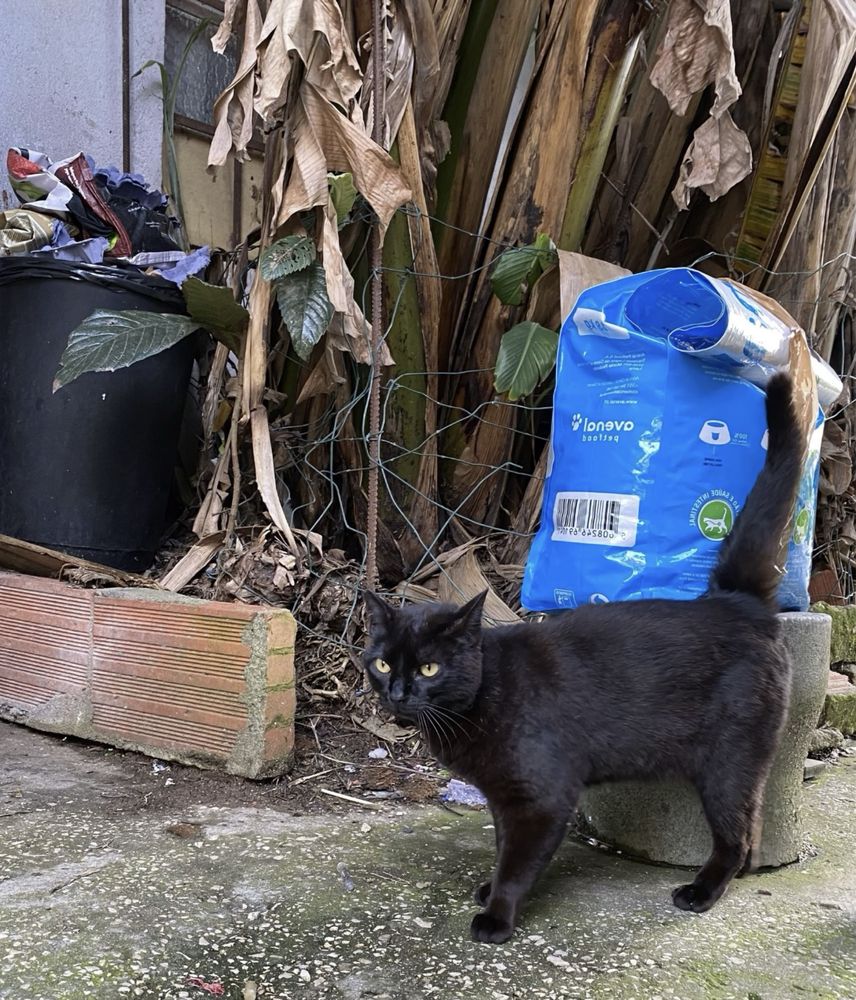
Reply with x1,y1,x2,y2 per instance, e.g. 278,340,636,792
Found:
707,373,806,609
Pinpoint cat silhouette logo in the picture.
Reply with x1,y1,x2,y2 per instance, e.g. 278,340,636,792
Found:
571,413,582,431
697,499,734,540
761,429,769,451
589,593,610,604
793,507,810,544
698,419,731,446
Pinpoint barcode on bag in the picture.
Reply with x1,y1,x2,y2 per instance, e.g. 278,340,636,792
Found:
551,491,639,547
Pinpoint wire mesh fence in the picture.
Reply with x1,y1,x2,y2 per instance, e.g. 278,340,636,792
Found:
181,205,856,658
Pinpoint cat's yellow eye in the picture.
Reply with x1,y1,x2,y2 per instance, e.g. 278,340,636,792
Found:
373,658,391,674
419,662,440,678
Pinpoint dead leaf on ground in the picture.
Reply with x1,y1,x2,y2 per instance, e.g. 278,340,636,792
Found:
352,713,417,742
436,549,519,626
159,532,226,592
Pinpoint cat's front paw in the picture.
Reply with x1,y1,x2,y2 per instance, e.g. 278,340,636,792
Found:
470,912,514,944
473,881,492,906
672,883,715,913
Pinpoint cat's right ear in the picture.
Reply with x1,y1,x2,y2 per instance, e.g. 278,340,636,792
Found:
363,591,392,629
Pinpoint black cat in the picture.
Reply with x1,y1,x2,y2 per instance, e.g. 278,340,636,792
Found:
363,373,804,944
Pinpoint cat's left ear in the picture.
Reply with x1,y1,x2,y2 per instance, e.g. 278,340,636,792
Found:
363,590,393,629
451,590,487,633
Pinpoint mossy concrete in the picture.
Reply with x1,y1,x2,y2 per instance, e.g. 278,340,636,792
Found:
1,722,855,1000
812,602,856,664
822,687,856,737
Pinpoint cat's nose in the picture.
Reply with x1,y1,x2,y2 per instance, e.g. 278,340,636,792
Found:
389,678,405,702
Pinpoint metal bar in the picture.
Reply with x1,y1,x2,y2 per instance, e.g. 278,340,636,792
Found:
174,114,265,154
365,0,387,592
121,0,131,172
168,0,226,19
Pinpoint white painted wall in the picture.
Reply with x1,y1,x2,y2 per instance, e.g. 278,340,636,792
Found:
0,0,165,203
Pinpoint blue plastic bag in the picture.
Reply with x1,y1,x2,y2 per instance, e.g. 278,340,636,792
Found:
522,268,838,613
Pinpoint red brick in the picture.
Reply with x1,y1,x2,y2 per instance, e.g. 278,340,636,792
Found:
0,573,296,777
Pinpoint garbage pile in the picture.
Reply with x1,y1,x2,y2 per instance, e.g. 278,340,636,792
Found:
0,147,209,282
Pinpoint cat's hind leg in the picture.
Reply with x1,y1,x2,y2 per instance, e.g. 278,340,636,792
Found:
672,762,769,913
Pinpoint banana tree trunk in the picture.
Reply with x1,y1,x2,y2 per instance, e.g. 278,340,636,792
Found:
449,0,646,525
434,0,541,370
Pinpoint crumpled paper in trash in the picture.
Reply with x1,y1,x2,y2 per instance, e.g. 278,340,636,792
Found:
0,209,54,255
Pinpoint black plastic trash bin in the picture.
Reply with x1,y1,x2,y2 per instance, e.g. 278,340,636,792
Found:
0,257,195,571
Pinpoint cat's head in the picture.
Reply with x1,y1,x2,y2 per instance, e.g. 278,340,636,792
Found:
362,591,487,725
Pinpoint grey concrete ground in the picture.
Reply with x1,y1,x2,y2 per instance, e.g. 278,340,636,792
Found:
0,722,854,1000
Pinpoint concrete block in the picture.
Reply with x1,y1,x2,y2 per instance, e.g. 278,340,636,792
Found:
0,573,295,778
821,670,856,737
578,612,831,868
811,602,856,664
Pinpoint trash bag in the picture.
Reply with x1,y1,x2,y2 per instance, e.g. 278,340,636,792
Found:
522,268,841,613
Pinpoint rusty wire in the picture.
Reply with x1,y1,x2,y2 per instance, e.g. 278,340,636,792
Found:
365,0,387,594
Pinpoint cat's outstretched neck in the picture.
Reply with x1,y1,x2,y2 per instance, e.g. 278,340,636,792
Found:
707,373,805,608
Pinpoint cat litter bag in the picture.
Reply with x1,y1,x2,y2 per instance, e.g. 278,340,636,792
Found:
522,268,841,613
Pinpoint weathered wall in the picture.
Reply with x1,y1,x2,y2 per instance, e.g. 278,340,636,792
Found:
0,0,164,201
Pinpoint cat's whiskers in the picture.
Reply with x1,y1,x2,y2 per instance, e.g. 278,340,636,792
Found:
430,704,483,739
422,706,454,748
418,707,449,750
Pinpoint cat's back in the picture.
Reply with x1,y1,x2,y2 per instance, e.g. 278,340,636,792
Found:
526,592,780,673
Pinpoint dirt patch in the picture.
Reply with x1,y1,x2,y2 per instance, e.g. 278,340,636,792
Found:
1,710,446,824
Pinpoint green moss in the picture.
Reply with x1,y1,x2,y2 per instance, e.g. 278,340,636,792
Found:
811,603,856,664
822,691,856,736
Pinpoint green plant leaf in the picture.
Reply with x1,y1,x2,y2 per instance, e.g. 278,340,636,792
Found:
53,310,199,392
181,277,248,352
275,263,334,361
494,321,558,401
260,236,316,281
328,172,358,225
490,234,558,305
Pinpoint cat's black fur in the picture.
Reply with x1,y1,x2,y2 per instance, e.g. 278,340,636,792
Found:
363,373,804,944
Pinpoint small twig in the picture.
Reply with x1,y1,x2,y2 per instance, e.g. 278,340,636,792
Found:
49,869,101,895
309,716,322,752
303,686,341,700
318,788,382,809
226,375,244,538
289,767,337,786
318,751,427,776
600,173,671,251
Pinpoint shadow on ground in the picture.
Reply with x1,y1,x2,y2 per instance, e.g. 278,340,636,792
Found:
0,722,854,1000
